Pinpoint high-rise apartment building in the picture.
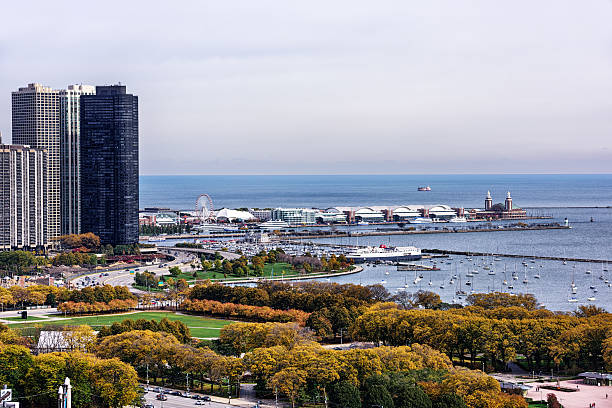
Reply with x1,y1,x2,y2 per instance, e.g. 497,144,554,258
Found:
60,84,95,235
11,83,61,239
80,85,139,245
0,135,48,250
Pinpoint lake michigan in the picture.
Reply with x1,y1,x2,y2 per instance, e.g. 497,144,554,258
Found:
141,174,612,311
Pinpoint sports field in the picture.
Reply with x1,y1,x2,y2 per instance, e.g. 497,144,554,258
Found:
8,311,233,338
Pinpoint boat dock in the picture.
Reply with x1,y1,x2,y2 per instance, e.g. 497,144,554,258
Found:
396,263,440,271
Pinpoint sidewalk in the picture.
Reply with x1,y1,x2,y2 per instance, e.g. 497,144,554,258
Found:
524,379,610,408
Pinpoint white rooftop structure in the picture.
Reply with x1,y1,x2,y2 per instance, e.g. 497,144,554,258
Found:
215,208,255,222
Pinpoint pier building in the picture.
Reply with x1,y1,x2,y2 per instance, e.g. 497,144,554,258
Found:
470,191,527,220
271,208,318,224
249,209,272,221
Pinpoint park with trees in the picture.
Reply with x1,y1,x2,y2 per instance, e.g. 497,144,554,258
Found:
0,277,611,407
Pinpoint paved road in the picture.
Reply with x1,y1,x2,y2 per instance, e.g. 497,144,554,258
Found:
143,393,231,408
70,250,198,292
142,385,275,408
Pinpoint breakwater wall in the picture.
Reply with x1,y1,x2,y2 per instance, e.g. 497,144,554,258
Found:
422,249,611,264
283,224,570,240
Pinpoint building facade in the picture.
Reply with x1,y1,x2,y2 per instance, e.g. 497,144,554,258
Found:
0,140,47,250
11,83,61,239
60,84,95,235
80,85,139,245
470,191,527,220
271,208,318,224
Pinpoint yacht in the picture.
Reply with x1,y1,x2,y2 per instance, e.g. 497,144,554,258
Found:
258,220,290,230
417,186,432,191
449,216,467,223
347,245,422,263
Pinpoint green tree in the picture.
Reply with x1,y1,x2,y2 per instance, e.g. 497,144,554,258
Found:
431,393,466,408
0,345,34,399
169,266,181,277
363,384,394,408
328,381,361,408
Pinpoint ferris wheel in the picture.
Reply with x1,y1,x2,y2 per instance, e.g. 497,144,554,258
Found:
195,194,214,223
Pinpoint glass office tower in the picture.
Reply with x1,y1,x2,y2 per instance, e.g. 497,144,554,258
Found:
80,85,139,245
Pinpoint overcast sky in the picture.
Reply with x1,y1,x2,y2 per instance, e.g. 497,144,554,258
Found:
1,1,611,174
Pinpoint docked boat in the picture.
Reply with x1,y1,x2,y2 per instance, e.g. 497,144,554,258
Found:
449,216,467,223
417,186,431,191
347,245,422,264
409,217,432,224
147,236,166,242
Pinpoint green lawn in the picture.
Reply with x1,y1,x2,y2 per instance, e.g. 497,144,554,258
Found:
175,262,297,281
1,315,47,322
10,311,233,338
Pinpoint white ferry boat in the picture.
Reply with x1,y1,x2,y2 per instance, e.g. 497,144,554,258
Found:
258,220,290,230
409,217,433,224
347,245,422,263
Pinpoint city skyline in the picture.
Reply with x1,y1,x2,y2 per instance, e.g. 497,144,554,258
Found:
1,1,611,175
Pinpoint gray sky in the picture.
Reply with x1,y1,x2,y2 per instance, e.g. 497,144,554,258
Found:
1,0,611,174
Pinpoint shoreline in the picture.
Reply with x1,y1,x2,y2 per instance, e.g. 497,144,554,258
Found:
141,224,570,241
191,265,364,285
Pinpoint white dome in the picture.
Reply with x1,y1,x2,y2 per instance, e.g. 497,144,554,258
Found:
215,208,255,221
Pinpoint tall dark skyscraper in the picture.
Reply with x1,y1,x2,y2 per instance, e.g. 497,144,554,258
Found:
80,85,138,245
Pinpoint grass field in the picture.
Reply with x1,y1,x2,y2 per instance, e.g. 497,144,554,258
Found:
10,311,233,338
1,315,47,322
176,262,296,281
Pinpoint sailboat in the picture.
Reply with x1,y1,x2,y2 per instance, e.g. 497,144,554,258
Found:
522,267,529,284
456,275,466,296
413,270,422,285
502,265,508,286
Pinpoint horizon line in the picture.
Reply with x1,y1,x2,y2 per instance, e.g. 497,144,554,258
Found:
139,172,612,176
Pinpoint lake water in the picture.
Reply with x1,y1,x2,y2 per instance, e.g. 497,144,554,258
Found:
140,174,612,209
140,174,612,311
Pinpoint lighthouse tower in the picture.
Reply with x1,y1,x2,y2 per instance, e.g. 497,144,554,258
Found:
505,191,513,211
484,191,493,210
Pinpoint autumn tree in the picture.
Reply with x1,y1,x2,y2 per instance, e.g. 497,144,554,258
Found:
268,367,307,408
